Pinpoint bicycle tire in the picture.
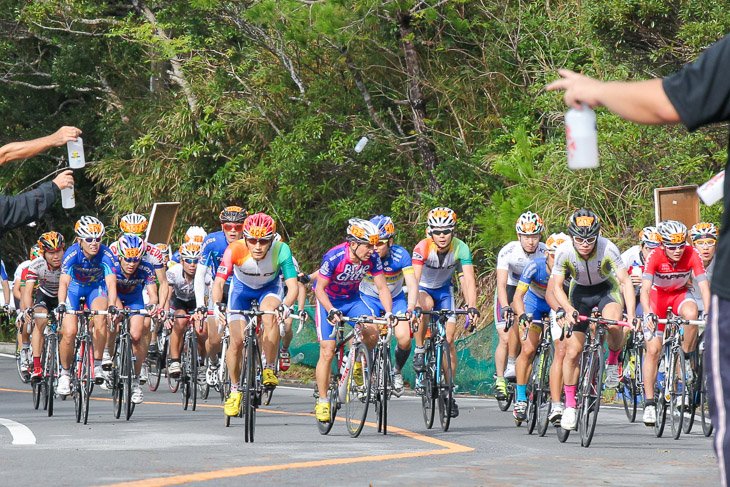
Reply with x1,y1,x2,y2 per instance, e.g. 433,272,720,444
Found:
73,341,82,423
654,380,667,437
683,354,699,435
190,335,198,412
526,350,543,434
81,338,93,425
317,383,337,435
620,347,638,423
181,333,192,411
32,378,42,409
497,384,513,411
123,335,134,421
578,346,604,448
112,342,122,419
219,338,230,403
700,355,713,436
536,345,553,437
167,337,180,393
147,340,163,392
669,349,687,440
381,349,391,435
420,344,436,429
16,328,30,383
372,346,383,433
46,337,56,417
244,335,259,443
345,342,372,438
437,342,453,432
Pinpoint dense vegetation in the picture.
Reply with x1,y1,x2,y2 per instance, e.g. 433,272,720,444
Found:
1,1,728,313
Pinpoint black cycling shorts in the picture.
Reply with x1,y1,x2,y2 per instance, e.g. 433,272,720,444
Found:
33,289,59,311
170,295,196,314
568,279,622,334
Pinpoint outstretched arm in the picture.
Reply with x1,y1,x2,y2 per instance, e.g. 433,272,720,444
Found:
0,126,82,166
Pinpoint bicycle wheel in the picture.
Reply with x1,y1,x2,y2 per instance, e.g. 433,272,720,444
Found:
654,380,667,437
147,336,163,392
112,344,122,419
123,336,134,421
32,378,42,409
536,346,553,437
683,354,699,434
243,337,260,443
497,381,512,411
81,338,93,425
700,355,713,436
620,347,638,423
345,342,372,438
527,350,544,434
437,342,453,432
317,383,337,435
46,338,56,417
578,347,604,448
16,329,30,383
380,348,391,435
219,338,230,402
167,338,180,393
189,335,199,412
669,349,688,440
73,348,82,424
419,368,436,429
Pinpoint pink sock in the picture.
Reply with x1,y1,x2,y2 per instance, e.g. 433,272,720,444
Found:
607,348,620,365
564,385,577,408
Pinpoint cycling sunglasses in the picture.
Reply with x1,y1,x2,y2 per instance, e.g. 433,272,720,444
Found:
573,236,597,245
83,237,102,244
183,258,198,264
431,229,453,236
222,223,243,232
664,242,687,251
694,239,716,248
246,237,272,245
122,256,141,263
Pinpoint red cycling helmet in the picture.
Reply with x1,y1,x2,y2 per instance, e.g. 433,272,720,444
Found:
243,213,276,239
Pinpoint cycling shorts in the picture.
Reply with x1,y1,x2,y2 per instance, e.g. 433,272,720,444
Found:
568,279,622,335
645,288,696,340
66,283,108,312
419,285,456,324
171,295,197,314
360,291,408,317
524,291,551,320
33,289,58,311
315,296,372,342
495,284,517,330
119,291,146,315
227,277,283,322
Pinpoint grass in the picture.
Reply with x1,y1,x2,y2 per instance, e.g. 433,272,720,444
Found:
279,363,315,383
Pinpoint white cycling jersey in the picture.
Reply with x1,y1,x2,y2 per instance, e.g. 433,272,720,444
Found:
167,263,211,303
25,258,61,297
552,237,625,286
109,241,164,268
621,244,643,272
496,240,547,286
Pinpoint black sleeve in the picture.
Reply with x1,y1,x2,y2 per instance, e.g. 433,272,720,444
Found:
0,181,60,233
662,34,730,131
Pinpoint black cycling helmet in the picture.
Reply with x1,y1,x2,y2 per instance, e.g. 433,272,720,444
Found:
568,209,600,239
219,206,247,224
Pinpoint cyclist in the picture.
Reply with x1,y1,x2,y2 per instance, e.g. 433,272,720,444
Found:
111,234,159,404
212,213,299,417
155,243,173,268
12,245,41,310
171,226,207,264
494,212,547,399
166,242,211,380
313,218,394,422
689,222,717,316
195,206,246,377
412,207,480,418
511,232,567,422
21,232,65,379
359,215,419,397
621,226,662,316
551,209,636,430
56,217,119,395
640,220,711,425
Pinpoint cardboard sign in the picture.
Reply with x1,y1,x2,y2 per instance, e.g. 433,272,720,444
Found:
145,202,180,245
654,185,700,228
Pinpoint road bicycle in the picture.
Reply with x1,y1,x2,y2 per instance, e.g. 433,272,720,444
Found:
495,309,516,411
109,308,150,421
31,312,59,417
519,313,552,436
619,327,646,423
370,314,410,435
146,315,168,392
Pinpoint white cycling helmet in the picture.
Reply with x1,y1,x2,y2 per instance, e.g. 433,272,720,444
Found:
639,226,661,247
75,216,105,239
515,211,544,235
657,220,687,245
690,222,718,242
179,242,202,261
545,232,569,253
184,225,207,244
427,207,456,229
346,218,380,245
120,213,148,236
118,235,146,260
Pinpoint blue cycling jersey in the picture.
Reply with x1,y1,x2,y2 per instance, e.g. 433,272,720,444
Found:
1,260,7,281
115,260,156,296
517,256,550,301
61,243,118,286
171,250,181,264
199,231,232,284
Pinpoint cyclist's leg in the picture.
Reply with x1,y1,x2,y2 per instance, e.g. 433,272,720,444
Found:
225,281,252,390
643,335,662,401
205,281,228,363
88,286,109,366
390,293,412,373
494,289,511,378
505,285,520,379
437,286,458,382
315,298,336,399
259,280,285,372
169,308,187,363
59,289,82,370
414,289,435,348
30,296,52,374
677,295,699,355
549,311,567,414
128,313,149,376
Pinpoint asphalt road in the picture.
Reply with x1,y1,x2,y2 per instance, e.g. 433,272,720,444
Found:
0,354,720,487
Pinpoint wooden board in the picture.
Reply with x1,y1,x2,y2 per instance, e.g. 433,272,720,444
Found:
654,185,700,228
145,202,180,245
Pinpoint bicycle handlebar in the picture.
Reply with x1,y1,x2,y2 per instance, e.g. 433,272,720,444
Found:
657,318,706,326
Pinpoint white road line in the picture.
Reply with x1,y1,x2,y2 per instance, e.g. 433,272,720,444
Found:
0,418,36,445
0,353,15,359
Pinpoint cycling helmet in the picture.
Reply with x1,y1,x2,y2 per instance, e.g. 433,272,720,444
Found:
370,215,395,240
184,225,207,244
154,243,172,260
545,232,570,253
639,226,661,247
179,242,202,261
75,216,105,239
568,209,600,239
219,206,247,223
690,222,718,242
243,213,276,239
657,220,687,245
118,234,146,260
515,211,544,235
346,218,380,245
120,213,148,236
37,232,65,253
427,207,456,229
30,244,41,261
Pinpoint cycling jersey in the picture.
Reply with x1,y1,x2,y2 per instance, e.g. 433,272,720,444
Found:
621,244,644,274
25,258,61,297
167,263,211,303
316,242,383,301
216,240,297,288
643,246,707,293
114,260,156,297
109,240,164,269
497,240,547,286
62,243,118,286
13,259,31,288
195,230,233,307
360,244,413,299
691,258,714,314
516,257,549,301
1,260,7,281
552,237,625,286
412,237,472,289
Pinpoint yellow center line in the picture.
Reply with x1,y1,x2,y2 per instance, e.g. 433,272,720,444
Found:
1,386,474,486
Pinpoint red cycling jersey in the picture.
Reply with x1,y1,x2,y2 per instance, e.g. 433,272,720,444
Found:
642,246,707,293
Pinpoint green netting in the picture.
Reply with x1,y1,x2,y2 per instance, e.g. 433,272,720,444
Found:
289,304,498,395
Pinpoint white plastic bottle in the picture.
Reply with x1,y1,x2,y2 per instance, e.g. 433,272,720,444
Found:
354,136,369,153
61,185,75,209
67,137,85,169
697,170,725,206
565,104,599,170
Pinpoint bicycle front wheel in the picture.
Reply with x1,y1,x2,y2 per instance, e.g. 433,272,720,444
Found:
81,338,93,425
46,338,56,417
345,342,372,438
16,329,30,383
578,347,604,448
420,368,436,429
123,336,134,421
669,349,688,440
620,347,638,423
111,345,122,419
189,336,198,412
437,343,453,432
536,345,553,437
243,337,261,443
683,354,699,434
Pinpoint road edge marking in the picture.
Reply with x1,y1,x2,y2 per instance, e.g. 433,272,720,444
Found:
0,417,36,445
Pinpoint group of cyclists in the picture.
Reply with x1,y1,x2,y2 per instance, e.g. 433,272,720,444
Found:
495,208,715,433
8,202,716,440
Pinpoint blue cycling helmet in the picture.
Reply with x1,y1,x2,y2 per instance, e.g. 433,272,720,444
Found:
118,234,146,261
370,215,396,240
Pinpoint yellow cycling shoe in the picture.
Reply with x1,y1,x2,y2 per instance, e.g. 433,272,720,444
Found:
224,391,242,417
315,401,331,422
263,368,279,387
353,362,363,386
